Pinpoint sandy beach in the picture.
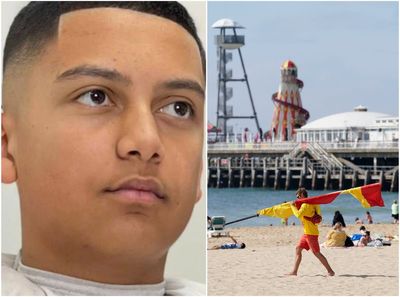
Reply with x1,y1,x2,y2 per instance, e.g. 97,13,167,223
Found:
208,224,399,296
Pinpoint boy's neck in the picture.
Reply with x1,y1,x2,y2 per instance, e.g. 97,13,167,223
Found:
20,245,167,285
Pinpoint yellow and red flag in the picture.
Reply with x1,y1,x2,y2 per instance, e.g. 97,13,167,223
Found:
257,183,384,219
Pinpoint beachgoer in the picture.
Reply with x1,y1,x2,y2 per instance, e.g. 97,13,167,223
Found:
358,231,372,246
2,2,206,295
322,222,347,247
355,217,363,224
365,211,373,224
359,226,367,235
332,210,346,227
391,200,399,224
287,188,335,276
243,128,249,143
209,235,246,250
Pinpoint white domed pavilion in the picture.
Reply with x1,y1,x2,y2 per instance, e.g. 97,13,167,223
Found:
295,106,398,143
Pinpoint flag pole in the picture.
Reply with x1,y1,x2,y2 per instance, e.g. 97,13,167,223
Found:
225,214,259,226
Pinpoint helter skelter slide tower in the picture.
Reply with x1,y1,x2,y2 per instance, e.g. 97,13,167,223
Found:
271,60,310,141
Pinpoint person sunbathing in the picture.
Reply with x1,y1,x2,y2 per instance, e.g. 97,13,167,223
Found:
322,222,347,247
209,236,246,250
358,231,372,246
355,217,364,224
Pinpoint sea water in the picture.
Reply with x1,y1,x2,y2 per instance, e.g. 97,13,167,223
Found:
208,188,398,227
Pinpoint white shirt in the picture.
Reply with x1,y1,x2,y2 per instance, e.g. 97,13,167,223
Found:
2,254,205,296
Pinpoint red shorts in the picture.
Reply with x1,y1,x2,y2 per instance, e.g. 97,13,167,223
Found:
297,234,320,253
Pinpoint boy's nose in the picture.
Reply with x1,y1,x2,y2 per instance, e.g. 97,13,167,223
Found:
116,106,165,164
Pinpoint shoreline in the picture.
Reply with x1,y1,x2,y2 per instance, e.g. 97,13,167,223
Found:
208,223,399,295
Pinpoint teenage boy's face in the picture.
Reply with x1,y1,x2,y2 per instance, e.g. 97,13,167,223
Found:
3,8,204,265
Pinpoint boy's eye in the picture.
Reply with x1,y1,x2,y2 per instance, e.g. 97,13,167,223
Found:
77,89,112,107
159,101,193,119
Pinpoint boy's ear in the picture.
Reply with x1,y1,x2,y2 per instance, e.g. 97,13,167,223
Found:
2,114,17,184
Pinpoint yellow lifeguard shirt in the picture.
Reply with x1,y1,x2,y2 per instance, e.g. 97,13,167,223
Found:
290,203,321,235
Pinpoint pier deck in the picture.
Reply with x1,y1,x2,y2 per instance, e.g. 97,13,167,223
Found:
208,141,398,191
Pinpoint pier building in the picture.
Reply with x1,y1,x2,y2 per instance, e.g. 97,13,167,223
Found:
296,105,398,143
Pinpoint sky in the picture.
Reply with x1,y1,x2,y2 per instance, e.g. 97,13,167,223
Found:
207,1,399,134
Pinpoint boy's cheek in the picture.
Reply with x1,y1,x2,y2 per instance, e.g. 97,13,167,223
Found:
15,124,103,196
164,156,201,219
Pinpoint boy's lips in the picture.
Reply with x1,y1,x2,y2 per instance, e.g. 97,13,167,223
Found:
105,176,165,204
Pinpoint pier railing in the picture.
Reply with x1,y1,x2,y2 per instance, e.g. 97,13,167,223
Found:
208,140,398,152
208,142,297,151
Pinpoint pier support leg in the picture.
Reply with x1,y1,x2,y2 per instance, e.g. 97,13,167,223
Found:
228,159,232,188
299,171,305,188
262,158,267,188
251,169,255,188
364,170,371,185
390,169,398,192
379,171,384,187
285,170,291,190
263,169,267,188
352,171,358,188
339,169,344,190
240,169,244,188
311,170,317,190
216,158,221,188
274,169,281,190
250,158,255,188
324,170,331,190
302,157,307,173
275,158,279,171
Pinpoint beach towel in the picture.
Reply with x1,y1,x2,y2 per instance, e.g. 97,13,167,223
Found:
351,234,363,241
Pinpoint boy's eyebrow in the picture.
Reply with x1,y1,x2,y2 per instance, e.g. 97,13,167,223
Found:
55,65,204,97
159,79,205,98
55,65,132,85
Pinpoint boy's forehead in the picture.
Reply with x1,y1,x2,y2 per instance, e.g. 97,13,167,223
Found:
58,7,190,43
50,7,203,83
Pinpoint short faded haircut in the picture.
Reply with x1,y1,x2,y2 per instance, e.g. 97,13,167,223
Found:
3,1,205,75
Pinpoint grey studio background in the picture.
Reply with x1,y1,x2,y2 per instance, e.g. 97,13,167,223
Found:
1,1,207,284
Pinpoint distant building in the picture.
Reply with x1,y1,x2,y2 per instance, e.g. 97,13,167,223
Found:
295,105,398,143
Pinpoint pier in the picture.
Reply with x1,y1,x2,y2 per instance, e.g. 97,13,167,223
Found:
208,141,398,191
